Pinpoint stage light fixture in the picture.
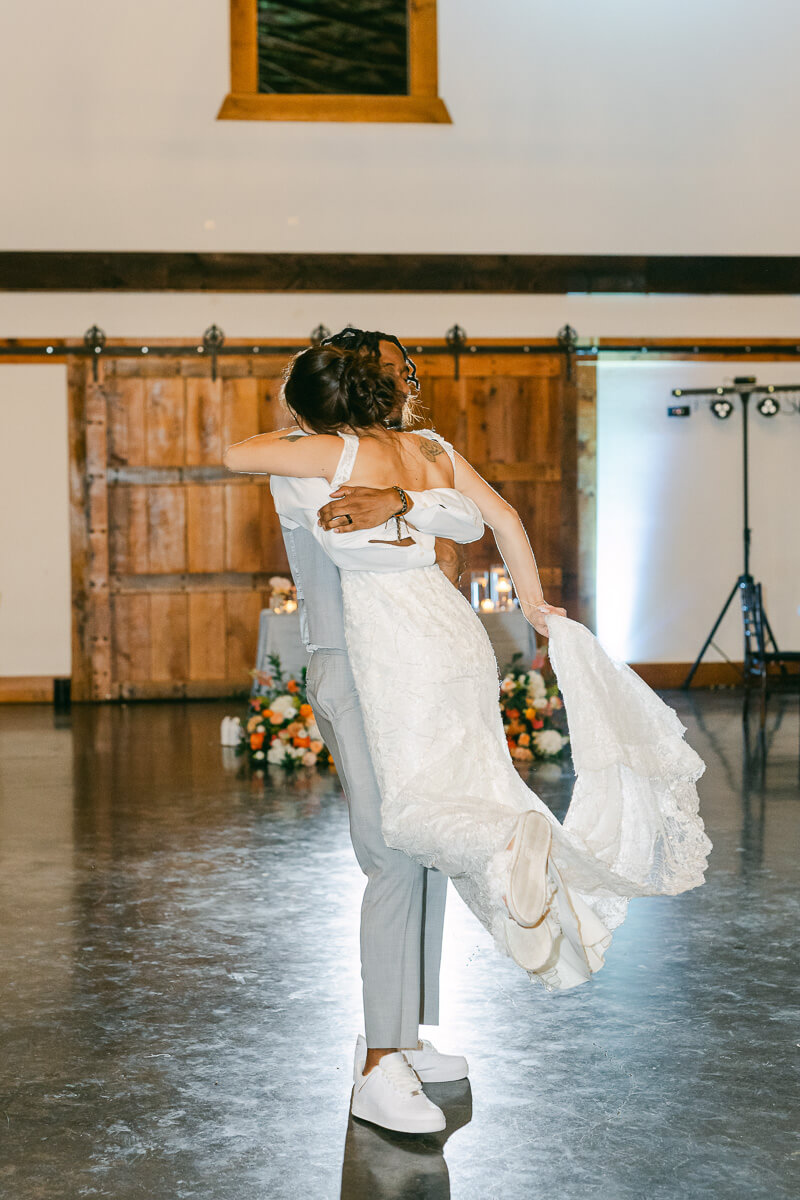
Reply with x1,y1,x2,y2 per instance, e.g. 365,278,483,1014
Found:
710,397,733,419
665,374,800,687
757,395,779,417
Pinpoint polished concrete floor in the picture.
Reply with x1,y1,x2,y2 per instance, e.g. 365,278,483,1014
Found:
0,691,798,1200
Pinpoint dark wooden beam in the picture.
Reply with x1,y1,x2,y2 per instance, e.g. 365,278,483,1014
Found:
2,252,800,294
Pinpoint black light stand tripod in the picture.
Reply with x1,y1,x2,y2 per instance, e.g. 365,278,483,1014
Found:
678,376,797,689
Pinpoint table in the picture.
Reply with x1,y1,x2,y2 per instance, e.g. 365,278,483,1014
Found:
478,608,539,672
253,604,537,690
253,610,310,690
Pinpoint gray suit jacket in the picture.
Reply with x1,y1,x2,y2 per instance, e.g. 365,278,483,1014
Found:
280,520,348,653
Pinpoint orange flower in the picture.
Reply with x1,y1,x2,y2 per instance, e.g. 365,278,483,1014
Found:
299,703,313,719
310,740,323,754
250,732,265,750
262,709,275,722
507,737,517,752
293,735,311,748
532,717,544,730
508,708,520,720
524,707,535,722
518,732,530,747
287,680,298,693
507,721,522,736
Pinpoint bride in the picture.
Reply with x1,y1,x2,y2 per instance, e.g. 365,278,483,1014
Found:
223,344,711,993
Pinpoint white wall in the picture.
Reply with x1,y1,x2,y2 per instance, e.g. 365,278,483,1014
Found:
0,367,71,676
1,1,799,254
2,292,800,344
597,361,800,663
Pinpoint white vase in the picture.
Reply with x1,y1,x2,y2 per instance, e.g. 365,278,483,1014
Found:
220,716,242,746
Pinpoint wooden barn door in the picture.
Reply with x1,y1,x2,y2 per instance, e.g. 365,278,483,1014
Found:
69,352,289,701
415,347,582,616
68,342,589,701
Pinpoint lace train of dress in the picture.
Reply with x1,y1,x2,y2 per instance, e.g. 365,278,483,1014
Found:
341,564,711,993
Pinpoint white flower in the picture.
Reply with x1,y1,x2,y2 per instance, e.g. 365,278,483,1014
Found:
500,676,515,694
267,745,286,764
306,722,321,742
533,729,565,757
253,750,265,760
302,751,318,767
286,745,305,760
529,671,547,698
535,762,564,781
271,694,297,719
533,697,549,710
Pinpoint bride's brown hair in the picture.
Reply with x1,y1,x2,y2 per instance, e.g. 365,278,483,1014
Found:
282,344,406,435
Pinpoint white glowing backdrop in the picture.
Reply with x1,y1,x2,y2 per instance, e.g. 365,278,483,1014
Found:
596,361,800,664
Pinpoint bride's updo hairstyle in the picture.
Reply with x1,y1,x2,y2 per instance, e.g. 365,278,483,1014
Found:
282,345,403,435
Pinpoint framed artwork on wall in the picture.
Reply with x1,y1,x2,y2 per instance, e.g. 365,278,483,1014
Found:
217,0,451,123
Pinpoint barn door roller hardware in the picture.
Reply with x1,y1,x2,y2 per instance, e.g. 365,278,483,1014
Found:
83,325,106,381
557,325,579,381
202,324,225,381
445,324,468,380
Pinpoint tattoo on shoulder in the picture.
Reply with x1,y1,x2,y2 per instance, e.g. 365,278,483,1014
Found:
419,438,444,461
280,433,306,442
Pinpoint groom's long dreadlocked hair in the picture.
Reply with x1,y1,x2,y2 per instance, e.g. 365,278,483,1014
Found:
320,326,419,395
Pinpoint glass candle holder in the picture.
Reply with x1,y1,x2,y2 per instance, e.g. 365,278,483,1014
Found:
489,564,516,611
470,571,489,611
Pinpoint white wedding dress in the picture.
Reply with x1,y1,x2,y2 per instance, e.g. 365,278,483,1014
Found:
324,430,712,991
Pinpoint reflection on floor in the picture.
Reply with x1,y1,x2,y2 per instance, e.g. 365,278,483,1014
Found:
0,691,797,1200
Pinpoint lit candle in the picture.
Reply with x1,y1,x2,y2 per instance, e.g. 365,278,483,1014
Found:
480,598,495,612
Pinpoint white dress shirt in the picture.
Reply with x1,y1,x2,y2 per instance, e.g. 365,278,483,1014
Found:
270,474,484,574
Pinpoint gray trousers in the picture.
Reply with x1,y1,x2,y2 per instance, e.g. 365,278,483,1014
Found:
305,648,448,1049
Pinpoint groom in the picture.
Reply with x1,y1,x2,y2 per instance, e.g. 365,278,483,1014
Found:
271,328,483,1134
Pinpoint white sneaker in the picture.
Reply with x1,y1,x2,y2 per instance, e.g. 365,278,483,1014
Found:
353,1034,468,1084
403,1039,469,1084
351,1051,446,1134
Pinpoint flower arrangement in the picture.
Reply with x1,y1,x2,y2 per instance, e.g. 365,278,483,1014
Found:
268,575,298,614
499,652,569,763
239,654,333,772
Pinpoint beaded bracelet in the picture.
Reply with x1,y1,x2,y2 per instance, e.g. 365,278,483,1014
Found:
391,485,410,539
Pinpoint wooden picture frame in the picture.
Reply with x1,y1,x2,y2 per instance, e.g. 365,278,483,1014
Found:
217,0,451,123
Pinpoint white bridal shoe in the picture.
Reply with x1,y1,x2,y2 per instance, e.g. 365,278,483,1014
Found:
353,1033,468,1084
350,1051,446,1134
505,809,553,927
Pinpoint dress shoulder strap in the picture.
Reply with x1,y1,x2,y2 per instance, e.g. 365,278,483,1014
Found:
415,427,456,467
331,431,360,489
